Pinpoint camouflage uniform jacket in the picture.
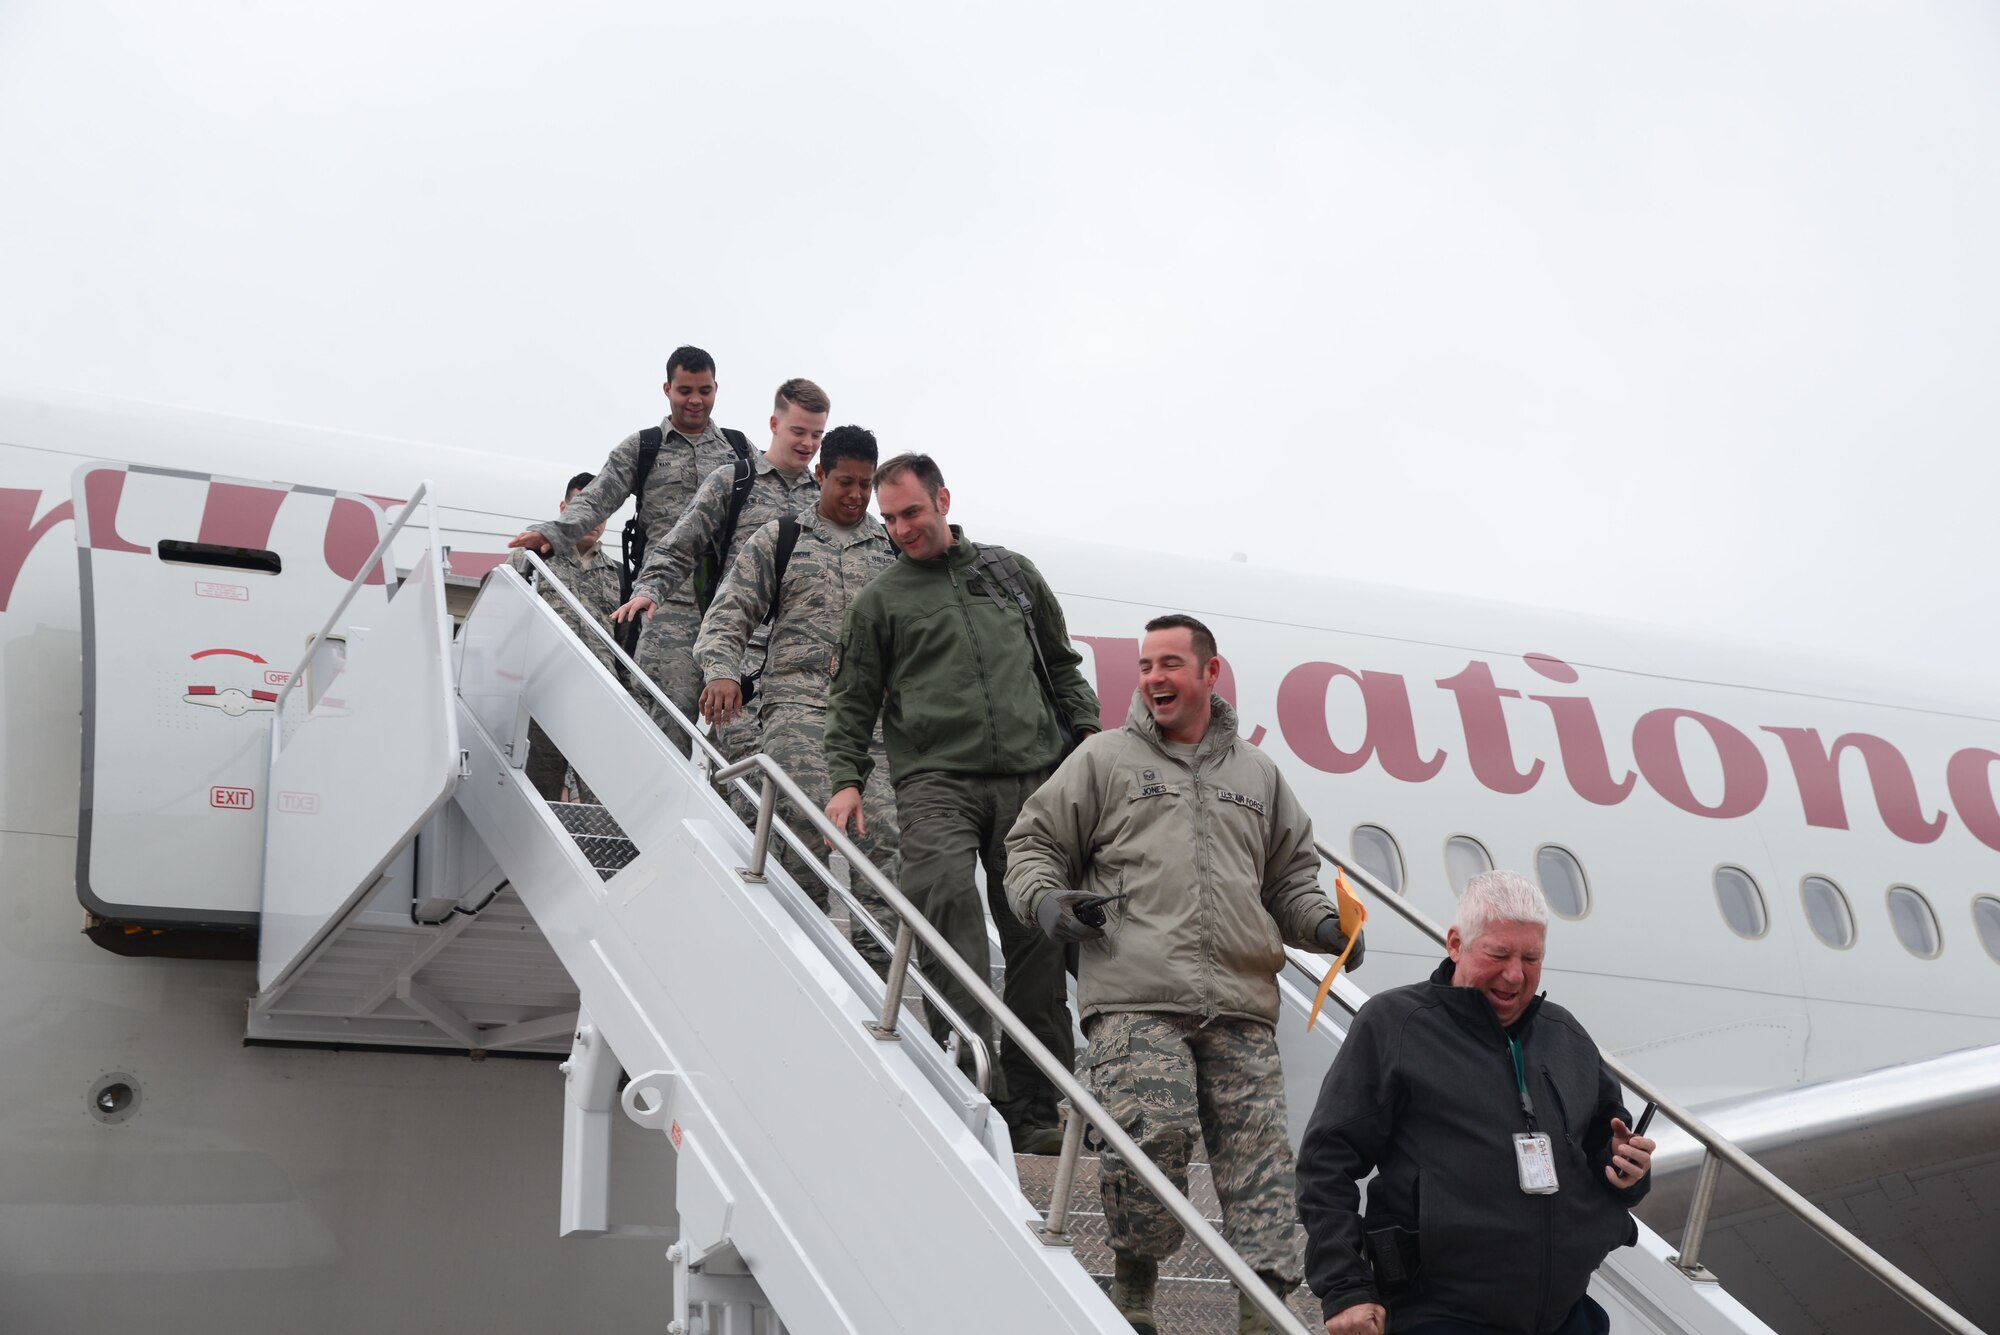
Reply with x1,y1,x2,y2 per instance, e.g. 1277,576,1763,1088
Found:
507,545,623,670
631,452,819,608
693,508,896,708
1003,692,1337,1026
527,419,747,604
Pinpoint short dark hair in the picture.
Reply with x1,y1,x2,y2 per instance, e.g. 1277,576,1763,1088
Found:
819,425,879,473
774,377,830,415
665,346,715,381
1145,613,1217,664
874,452,944,500
564,471,594,499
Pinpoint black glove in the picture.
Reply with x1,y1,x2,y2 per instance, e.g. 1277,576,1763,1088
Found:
1035,890,1107,944
1316,918,1365,972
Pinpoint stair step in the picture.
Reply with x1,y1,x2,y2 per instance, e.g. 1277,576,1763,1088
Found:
1016,1152,1323,1332
551,802,638,880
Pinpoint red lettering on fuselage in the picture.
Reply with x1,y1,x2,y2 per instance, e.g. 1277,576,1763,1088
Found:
1763,727,1949,844
7,474,1990,849
325,495,389,585
1277,663,1447,782
197,481,290,551
1632,708,1769,819
1524,654,1637,806
0,490,74,613
1437,661,1544,795
1947,749,2000,853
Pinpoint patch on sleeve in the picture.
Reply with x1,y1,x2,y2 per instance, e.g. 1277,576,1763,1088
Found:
1217,790,1268,815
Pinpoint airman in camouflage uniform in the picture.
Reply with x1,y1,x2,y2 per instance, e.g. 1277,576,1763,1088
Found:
1005,615,1364,1335
693,425,898,968
614,378,827,764
507,346,751,740
506,471,625,803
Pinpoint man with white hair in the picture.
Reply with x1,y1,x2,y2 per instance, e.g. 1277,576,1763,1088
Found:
1297,871,1655,1335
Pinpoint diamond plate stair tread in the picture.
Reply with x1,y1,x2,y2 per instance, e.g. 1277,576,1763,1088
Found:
550,801,628,839
550,802,638,879
1017,1152,1322,1332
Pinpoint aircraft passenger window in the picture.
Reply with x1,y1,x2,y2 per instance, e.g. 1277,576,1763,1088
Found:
1350,825,1405,895
1974,897,2000,964
1534,845,1589,919
1799,876,1855,949
1886,886,1942,959
1713,866,1767,939
1444,835,1493,898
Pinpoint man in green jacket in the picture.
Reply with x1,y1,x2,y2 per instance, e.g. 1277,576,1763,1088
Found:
823,453,1100,1153
1004,614,1363,1335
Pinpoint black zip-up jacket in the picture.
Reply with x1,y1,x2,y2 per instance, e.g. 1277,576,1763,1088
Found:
1298,959,1647,1334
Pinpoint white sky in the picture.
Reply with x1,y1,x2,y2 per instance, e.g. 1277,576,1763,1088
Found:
2,1,1995,688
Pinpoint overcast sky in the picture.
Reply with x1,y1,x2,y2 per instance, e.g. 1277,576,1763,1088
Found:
2,1,1994,690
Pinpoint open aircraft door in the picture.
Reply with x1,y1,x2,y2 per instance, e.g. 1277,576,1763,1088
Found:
73,462,394,933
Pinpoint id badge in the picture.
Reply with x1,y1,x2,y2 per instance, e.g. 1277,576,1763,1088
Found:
1514,1133,1560,1195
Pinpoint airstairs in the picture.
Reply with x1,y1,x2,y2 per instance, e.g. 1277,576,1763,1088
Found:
240,489,1973,1335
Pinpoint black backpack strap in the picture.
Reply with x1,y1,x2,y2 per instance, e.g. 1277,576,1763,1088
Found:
737,514,805,704
633,425,665,498
972,544,1078,754
693,454,758,613
721,427,752,460
617,425,667,655
764,515,803,628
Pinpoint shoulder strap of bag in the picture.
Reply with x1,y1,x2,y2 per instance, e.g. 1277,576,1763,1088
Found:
764,514,803,628
616,426,667,654
971,543,1077,751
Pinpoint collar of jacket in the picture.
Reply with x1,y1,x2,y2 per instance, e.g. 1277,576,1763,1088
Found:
807,507,888,547
1125,690,1241,759
1425,955,1547,1044
901,524,980,570
753,451,815,485
660,416,726,447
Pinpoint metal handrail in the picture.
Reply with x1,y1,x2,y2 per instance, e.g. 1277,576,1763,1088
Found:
274,482,435,721
510,559,1306,1328
1310,841,1982,1335
513,553,990,1095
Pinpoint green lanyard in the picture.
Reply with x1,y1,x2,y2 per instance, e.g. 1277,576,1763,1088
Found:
1508,1036,1538,1131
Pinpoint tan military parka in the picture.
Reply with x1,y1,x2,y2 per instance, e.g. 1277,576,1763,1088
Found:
1004,691,1338,1027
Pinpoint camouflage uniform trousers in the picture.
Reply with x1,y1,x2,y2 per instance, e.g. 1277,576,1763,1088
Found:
633,599,704,750
896,768,1074,1133
1083,1010,1304,1287
759,701,899,971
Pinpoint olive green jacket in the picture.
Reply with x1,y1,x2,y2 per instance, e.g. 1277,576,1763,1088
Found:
824,528,1100,792
1004,692,1338,1026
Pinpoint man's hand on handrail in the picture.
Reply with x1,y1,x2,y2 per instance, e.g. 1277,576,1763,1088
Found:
611,593,657,625
508,530,551,554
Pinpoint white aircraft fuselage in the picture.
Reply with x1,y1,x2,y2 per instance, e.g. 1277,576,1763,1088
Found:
2,391,1995,1333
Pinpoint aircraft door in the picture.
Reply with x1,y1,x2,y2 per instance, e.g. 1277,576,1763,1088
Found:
73,462,392,929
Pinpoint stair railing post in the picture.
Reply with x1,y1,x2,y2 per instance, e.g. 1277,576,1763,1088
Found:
1038,1106,1088,1244
740,773,777,883
870,921,915,1040
1672,1150,1723,1279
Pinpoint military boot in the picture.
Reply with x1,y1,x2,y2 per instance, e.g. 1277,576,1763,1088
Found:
1109,1251,1159,1335
1236,1269,1294,1334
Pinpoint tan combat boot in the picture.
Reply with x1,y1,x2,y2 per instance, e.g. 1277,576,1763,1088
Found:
1236,1269,1294,1334
1109,1251,1159,1335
